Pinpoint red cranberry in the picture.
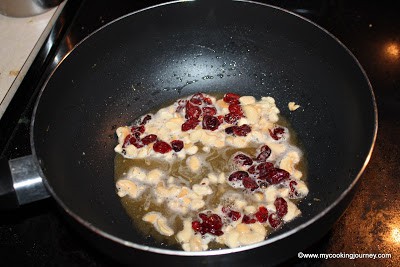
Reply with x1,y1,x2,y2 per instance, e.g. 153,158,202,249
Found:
224,112,241,124
171,140,184,152
206,214,223,230
222,207,242,221
185,101,202,119
255,206,269,223
289,181,297,191
269,127,285,140
176,99,187,112
233,124,251,136
202,106,217,116
233,154,253,166
132,141,144,148
268,213,282,228
202,115,221,131
248,165,257,174
257,162,274,178
266,168,290,184
141,134,157,145
217,115,225,124
228,104,243,115
203,97,213,105
228,211,241,221
256,145,272,162
225,125,252,137
199,213,208,221
132,131,141,138
141,114,152,125
153,140,172,154
123,135,131,148
230,212,241,221
242,176,259,191
228,171,249,181
192,213,224,236
123,134,144,148
223,93,240,104
192,220,202,232
181,119,200,131
131,125,145,134
289,181,299,198
225,126,235,135
190,93,204,105
242,214,256,224
274,197,288,218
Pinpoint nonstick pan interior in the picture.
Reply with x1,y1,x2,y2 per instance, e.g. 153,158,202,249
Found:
31,0,376,254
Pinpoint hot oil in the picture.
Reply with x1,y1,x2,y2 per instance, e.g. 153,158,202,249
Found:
114,144,260,245
277,116,308,180
114,111,307,249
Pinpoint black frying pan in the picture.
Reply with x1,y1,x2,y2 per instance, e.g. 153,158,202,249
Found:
28,0,376,265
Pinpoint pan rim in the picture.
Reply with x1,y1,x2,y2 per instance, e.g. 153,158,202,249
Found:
30,0,378,256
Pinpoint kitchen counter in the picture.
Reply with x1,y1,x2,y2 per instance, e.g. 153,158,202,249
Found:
0,3,65,118
0,0,399,266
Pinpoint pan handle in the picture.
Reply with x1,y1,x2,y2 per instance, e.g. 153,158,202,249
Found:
0,155,50,209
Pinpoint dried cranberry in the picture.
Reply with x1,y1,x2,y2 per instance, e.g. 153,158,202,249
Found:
131,125,145,134
185,101,202,119
274,197,288,218
257,162,274,178
228,171,249,181
190,93,204,105
255,206,269,223
199,213,208,221
203,97,213,105
192,220,202,232
122,135,131,148
141,134,157,145
202,106,217,116
266,168,290,184
225,126,235,135
289,181,299,198
171,140,184,152
224,112,241,124
223,93,240,104
202,115,221,131
268,213,282,228
228,104,243,116
242,176,259,191
217,115,224,124
176,99,187,112
207,214,223,229
222,207,242,221
233,124,251,136
132,141,144,148
233,154,253,166
269,127,285,140
141,114,152,125
256,145,272,162
228,211,241,221
153,140,172,154
248,165,257,174
289,181,298,193
123,134,144,148
242,214,256,224
192,213,224,236
132,131,141,138
181,119,199,131
225,125,252,137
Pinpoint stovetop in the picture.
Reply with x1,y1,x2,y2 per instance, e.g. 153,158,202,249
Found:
0,0,399,266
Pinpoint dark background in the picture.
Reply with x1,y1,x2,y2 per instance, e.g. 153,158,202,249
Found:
0,0,399,266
